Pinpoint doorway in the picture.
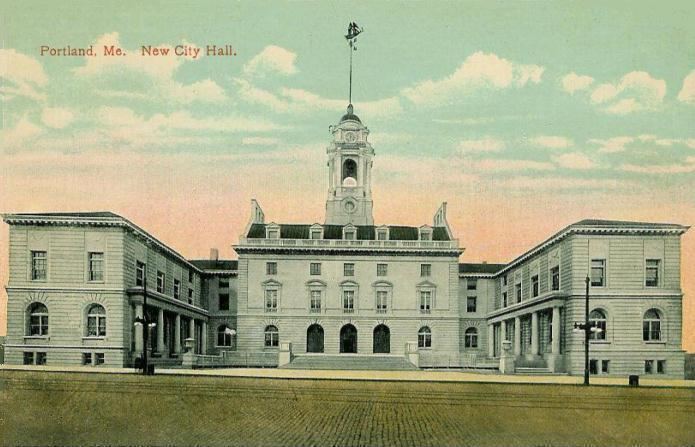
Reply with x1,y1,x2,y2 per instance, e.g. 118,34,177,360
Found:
307,324,324,353
373,325,390,353
340,324,358,353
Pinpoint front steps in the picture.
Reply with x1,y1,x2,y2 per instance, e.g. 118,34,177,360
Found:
282,354,418,371
515,367,566,375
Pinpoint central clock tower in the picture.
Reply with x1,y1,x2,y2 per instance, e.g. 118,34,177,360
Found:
325,104,374,226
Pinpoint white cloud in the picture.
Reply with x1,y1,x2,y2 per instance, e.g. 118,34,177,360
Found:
620,161,695,174
0,116,44,150
589,71,666,114
244,45,298,77
401,51,544,105
589,137,634,153
0,49,48,101
458,137,505,153
552,152,596,170
638,134,657,142
242,137,281,146
677,70,695,104
41,107,75,129
560,72,594,94
74,32,226,104
464,158,555,172
497,176,631,191
235,79,402,118
528,135,573,149
686,139,695,149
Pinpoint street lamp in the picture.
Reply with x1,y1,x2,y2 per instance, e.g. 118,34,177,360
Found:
133,277,153,375
572,276,603,385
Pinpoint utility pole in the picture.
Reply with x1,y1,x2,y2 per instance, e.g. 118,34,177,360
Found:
573,276,593,385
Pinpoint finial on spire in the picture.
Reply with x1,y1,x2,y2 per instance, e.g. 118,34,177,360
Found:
344,22,364,106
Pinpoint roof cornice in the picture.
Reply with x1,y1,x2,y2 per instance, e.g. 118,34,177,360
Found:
2,213,204,273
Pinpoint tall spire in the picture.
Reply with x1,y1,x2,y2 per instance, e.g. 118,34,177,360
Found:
344,22,364,105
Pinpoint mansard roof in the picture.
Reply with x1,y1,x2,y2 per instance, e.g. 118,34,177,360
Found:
459,263,506,275
189,260,238,271
246,223,451,241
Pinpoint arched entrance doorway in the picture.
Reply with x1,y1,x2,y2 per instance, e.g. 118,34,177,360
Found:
307,324,324,353
340,324,358,353
373,325,390,353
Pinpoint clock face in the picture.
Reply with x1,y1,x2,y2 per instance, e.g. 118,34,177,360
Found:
345,131,357,142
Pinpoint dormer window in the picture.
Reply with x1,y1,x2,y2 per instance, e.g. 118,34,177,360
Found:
266,224,280,239
309,224,323,240
419,226,433,241
343,224,357,240
376,226,389,241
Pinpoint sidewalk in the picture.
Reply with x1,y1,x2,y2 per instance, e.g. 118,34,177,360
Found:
2,363,694,388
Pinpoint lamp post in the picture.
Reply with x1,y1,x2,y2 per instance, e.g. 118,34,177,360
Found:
573,276,603,385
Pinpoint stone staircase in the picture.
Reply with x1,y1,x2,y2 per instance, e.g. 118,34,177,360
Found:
282,354,418,371
515,367,566,375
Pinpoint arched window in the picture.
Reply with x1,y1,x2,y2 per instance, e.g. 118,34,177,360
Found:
86,304,106,337
589,309,607,340
264,325,279,347
643,309,662,341
28,302,48,336
217,324,234,347
464,327,478,348
418,326,431,348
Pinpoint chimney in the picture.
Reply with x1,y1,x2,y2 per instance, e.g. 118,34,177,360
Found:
210,248,219,261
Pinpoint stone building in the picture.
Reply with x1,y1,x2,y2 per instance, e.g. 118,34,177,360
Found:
1,105,689,377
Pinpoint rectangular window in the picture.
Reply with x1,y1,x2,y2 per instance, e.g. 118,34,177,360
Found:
219,279,229,289
502,275,508,286
188,270,194,283
602,360,610,374
420,231,431,241
551,266,560,291
377,229,388,241
376,291,388,313
502,292,508,307
188,288,193,304
265,290,278,312
377,263,388,276
590,259,605,287
219,293,230,311
419,291,432,313
344,230,356,240
310,229,322,240
644,360,654,374
531,275,539,298
36,352,47,365
156,271,165,293
23,352,34,365
136,261,146,287
645,259,660,287
310,290,322,313
266,262,277,275
88,252,104,281
267,229,280,239
82,353,92,366
467,279,477,291
173,279,180,300
589,359,598,375
343,290,355,313
657,360,666,374
344,263,355,276
95,353,105,365
467,296,477,313
420,264,431,277
310,263,321,276
31,251,47,280
515,282,522,303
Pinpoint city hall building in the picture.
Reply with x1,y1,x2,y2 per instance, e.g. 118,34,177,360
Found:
1,105,689,378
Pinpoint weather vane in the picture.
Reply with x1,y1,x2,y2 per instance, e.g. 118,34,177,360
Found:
345,22,364,105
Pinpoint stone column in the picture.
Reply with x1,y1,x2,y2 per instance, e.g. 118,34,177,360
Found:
552,307,561,354
189,318,196,353
514,317,521,356
174,314,181,355
531,311,539,355
500,320,507,341
487,324,495,358
134,304,144,353
157,308,165,354
201,321,207,355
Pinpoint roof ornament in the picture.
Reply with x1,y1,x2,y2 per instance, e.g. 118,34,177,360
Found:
344,21,364,106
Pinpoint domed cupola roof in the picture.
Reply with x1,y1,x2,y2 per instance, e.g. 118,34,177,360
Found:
340,104,362,124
